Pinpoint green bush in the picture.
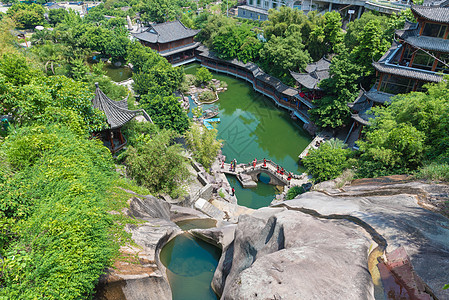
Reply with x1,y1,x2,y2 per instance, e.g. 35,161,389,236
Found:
186,123,222,171
286,186,305,200
198,90,216,102
414,163,449,182
124,129,190,198
303,140,353,183
0,125,117,299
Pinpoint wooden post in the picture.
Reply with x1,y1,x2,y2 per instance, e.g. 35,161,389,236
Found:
377,73,384,91
109,130,115,152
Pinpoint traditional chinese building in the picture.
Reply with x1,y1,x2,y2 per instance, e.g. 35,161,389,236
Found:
92,83,152,153
346,4,449,146
290,57,331,103
132,20,200,66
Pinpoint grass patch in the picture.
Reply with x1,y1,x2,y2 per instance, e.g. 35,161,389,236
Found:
414,163,449,182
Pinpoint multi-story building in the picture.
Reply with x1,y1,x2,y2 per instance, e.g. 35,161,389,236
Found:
347,4,449,145
132,20,200,66
238,0,410,22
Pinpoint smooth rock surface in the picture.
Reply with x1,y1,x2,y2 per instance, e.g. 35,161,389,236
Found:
284,180,449,299
213,208,375,300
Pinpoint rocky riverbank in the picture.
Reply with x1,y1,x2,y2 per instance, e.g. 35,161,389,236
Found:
96,174,449,300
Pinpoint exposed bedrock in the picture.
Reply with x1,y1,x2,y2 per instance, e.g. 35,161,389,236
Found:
209,180,449,300
211,208,375,300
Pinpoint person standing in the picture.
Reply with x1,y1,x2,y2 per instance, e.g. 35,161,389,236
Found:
263,158,267,167
231,187,235,196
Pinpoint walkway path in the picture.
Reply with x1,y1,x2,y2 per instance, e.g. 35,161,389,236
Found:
220,159,310,188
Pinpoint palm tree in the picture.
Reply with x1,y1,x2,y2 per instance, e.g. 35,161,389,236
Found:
326,138,346,149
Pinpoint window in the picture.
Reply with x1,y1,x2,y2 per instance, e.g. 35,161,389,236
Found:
435,53,449,74
272,2,277,8
379,75,416,94
264,1,269,7
412,50,435,71
249,0,253,5
422,23,447,38
257,0,261,6
242,10,246,15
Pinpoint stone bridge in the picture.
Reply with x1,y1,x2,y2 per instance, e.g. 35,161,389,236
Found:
221,160,309,188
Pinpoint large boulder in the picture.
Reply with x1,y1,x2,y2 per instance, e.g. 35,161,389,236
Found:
96,196,182,300
281,180,449,299
213,208,375,299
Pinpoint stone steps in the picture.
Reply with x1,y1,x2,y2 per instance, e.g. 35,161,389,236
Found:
194,198,225,220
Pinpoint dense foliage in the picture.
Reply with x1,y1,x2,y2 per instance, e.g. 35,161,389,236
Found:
140,94,190,134
303,139,353,183
124,129,191,197
186,123,221,171
357,79,449,178
0,125,117,299
128,41,184,97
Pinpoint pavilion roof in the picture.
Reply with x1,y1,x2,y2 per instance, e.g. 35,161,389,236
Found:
290,58,331,90
132,20,199,44
412,5,449,24
92,83,152,129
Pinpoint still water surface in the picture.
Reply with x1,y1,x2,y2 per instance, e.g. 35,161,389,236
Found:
184,63,311,208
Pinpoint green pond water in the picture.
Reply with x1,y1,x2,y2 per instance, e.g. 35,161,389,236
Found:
160,234,221,300
184,63,311,208
87,58,132,82
161,63,311,300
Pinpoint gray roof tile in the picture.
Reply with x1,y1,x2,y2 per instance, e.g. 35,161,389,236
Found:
412,5,449,23
93,83,152,129
133,20,199,44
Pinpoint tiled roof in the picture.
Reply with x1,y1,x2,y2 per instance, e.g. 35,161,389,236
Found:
93,83,152,129
397,27,449,53
290,58,331,90
305,57,331,73
406,35,449,53
412,5,449,23
132,20,199,44
365,90,394,104
373,61,443,82
374,42,444,83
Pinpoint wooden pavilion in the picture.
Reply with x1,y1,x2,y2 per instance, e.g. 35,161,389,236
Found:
92,83,152,153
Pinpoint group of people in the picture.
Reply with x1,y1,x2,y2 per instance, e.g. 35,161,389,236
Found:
276,165,292,181
222,159,237,172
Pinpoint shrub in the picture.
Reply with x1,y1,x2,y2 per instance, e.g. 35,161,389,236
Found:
414,163,449,182
286,186,305,200
198,90,216,102
124,129,190,197
0,125,117,299
195,67,212,85
186,123,222,171
303,140,353,183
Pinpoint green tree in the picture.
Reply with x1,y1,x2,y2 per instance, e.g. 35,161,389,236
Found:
140,94,190,134
186,123,221,171
310,52,361,129
350,19,391,76
48,8,68,26
124,129,190,197
7,3,45,29
212,24,261,63
259,25,311,83
195,66,212,85
138,0,179,23
358,123,425,177
303,140,352,182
